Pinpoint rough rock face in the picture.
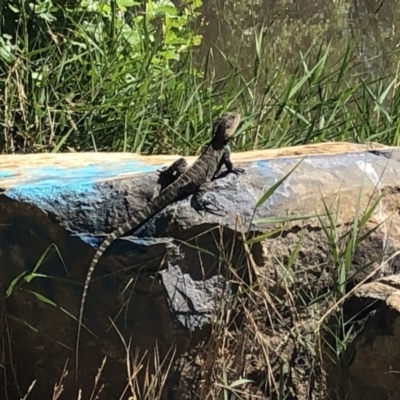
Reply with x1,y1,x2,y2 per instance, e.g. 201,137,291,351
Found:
1,144,400,399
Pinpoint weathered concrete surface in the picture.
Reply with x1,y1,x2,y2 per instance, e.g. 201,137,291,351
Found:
1,142,400,399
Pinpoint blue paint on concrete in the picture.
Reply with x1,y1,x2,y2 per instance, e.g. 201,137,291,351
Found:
254,156,306,174
8,181,94,205
254,159,272,173
2,160,158,187
0,170,14,178
3,159,160,214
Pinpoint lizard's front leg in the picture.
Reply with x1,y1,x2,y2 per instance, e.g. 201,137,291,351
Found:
222,145,246,175
213,145,245,179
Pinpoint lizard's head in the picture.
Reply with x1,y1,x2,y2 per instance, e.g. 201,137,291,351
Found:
213,112,241,142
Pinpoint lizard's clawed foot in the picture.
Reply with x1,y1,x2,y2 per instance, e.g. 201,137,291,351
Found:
198,206,227,217
195,192,227,217
201,203,227,217
231,167,246,175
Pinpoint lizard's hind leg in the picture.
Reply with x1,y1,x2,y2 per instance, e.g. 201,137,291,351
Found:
158,157,188,188
194,181,226,217
158,157,188,189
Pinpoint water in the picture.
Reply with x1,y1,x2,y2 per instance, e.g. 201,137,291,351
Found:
196,0,398,79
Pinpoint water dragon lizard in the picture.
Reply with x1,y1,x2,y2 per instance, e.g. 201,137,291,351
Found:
76,111,244,370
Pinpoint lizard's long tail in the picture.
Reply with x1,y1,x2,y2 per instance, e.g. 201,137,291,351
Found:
75,213,144,375
75,186,177,375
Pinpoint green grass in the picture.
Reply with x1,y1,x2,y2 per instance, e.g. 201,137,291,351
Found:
1,0,400,155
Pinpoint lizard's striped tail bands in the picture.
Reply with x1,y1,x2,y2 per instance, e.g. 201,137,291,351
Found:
75,219,136,374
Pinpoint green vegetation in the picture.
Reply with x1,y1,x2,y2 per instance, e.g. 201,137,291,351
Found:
1,0,400,155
